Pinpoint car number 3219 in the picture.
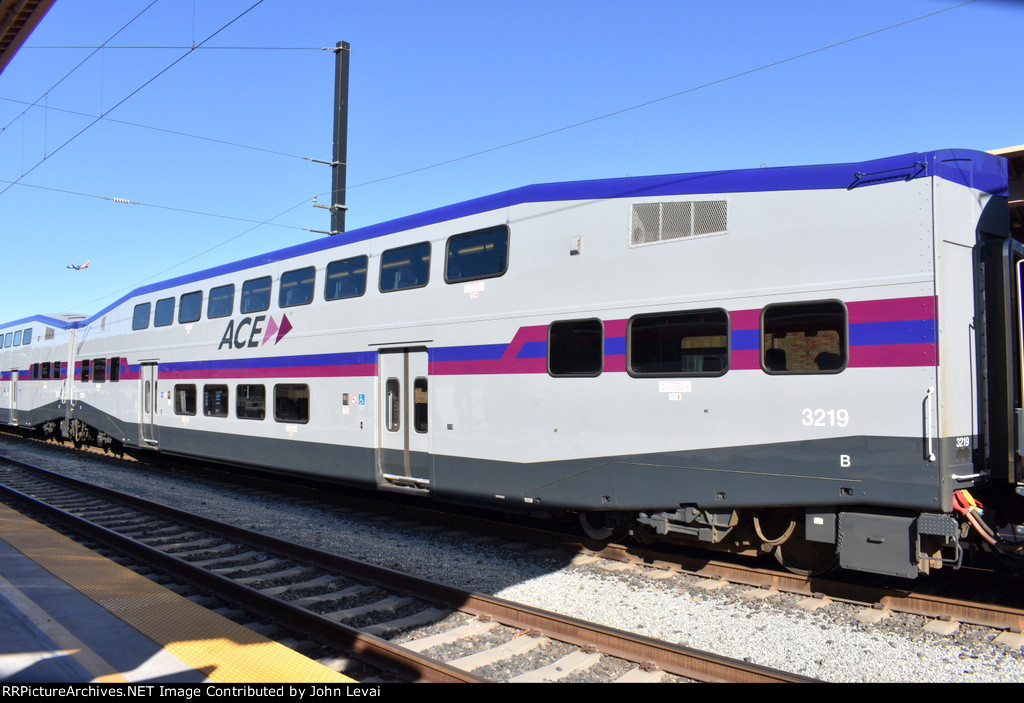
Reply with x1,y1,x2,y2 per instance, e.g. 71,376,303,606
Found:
801,408,850,427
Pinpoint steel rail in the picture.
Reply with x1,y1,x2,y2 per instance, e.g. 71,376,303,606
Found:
0,456,817,683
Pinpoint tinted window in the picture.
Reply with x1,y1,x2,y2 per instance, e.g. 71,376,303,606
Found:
325,256,368,300
549,319,603,376
154,297,175,327
203,384,229,417
174,385,197,415
380,242,430,292
280,267,315,307
179,291,203,323
236,384,266,420
629,309,729,376
208,284,235,319
22,328,31,345
132,303,151,330
4,332,12,348
92,359,106,383
762,301,847,374
241,276,272,313
12,330,20,346
274,384,309,423
109,357,120,382
446,226,509,282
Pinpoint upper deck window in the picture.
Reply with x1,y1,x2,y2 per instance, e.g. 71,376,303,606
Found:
179,291,203,324
12,330,21,346
21,328,31,345
208,284,235,318
325,256,368,300
154,297,175,327
380,242,430,292
132,303,151,330
241,276,272,313
762,301,847,374
446,226,509,283
280,267,315,307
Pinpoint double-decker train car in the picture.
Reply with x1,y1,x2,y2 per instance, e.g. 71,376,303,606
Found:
1,148,1021,579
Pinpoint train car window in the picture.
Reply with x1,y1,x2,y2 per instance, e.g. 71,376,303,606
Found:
208,284,235,319
274,384,309,424
80,360,90,382
280,267,316,308
445,226,509,283
385,379,400,431
54,362,62,380
325,256,368,300
12,330,21,346
154,297,175,327
236,384,266,420
549,319,604,377
241,276,272,313
628,309,729,377
34,363,41,379
22,328,31,345
762,301,847,374
4,332,12,347
109,357,120,383
0,334,5,348
413,377,428,433
380,242,430,292
132,303,151,330
92,359,106,383
174,384,197,415
203,384,229,417
44,327,54,340
179,291,203,324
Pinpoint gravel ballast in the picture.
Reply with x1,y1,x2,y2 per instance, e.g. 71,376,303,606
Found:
2,435,1024,683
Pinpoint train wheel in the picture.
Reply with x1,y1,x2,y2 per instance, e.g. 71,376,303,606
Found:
578,511,623,541
773,529,838,576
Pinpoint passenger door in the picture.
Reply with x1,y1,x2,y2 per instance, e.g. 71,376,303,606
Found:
8,369,17,426
377,348,431,491
140,362,158,446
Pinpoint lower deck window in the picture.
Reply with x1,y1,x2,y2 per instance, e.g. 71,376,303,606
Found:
762,300,847,374
236,384,266,420
203,384,229,417
274,384,309,423
92,359,106,383
174,385,197,415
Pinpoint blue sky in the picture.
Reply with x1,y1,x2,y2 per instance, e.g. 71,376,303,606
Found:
0,0,1020,326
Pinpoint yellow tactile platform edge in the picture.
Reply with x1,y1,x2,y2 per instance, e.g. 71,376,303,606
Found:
0,502,353,683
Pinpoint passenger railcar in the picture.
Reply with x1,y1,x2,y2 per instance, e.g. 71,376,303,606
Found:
2,148,1021,578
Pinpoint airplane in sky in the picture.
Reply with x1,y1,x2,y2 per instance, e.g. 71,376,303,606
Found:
67,260,90,270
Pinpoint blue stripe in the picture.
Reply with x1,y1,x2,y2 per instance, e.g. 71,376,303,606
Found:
432,344,507,362
161,351,375,372
517,340,547,359
605,337,625,355
849,320,936,346
731,329,760,351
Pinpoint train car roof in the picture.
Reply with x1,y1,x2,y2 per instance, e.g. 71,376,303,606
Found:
2,147,1008,331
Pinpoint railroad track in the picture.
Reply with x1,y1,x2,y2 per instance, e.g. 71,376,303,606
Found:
6,432,1024,638
0,456,816,683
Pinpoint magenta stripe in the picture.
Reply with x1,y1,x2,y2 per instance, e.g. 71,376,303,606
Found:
849,343,937,368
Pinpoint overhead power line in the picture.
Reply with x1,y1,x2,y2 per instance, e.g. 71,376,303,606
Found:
0,0,268,199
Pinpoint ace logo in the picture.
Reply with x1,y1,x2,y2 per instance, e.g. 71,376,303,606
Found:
218,314,293,350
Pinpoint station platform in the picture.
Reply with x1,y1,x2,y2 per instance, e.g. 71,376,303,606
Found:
0,501,355,683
